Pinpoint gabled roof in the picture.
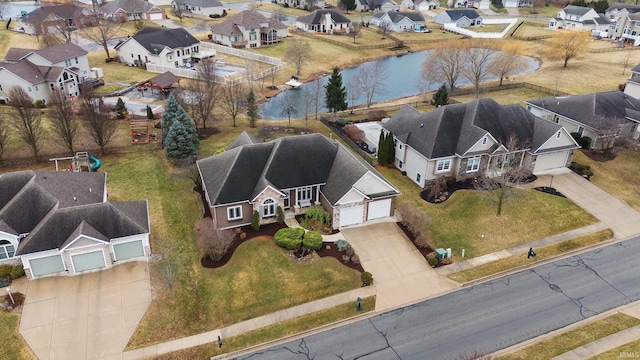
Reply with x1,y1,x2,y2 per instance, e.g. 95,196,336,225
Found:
373,11,425,23
444,9,481,20
6,43,87,64
631,63,640,73
562,5,593,16
147,71,180,88
358,0,397,7
296,9,351,25
173,0,223,7
24,4,88,24
197,133,399,207
383,98,564,159
122,26,199,54
211,10,285,35
226,131,259,150
606,3,640,13
0,60,68,85
99,0,163,14
525,91,640,129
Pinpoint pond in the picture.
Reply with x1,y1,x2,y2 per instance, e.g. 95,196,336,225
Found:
259,50,539,120
0,1,49,20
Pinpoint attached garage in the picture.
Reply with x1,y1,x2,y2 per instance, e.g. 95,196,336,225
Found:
367,198,392,221
113,240,145,261
29,255,65,278
71,250,106,273
149,13,164,21
534,152,568,173
339,205,364,227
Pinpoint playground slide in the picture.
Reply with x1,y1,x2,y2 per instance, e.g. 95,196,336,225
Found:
89,156,101,172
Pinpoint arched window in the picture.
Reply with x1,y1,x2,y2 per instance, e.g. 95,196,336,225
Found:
0,240,15,260
262,198,276,218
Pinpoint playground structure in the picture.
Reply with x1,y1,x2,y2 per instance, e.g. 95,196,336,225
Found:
50,152,101,172
130,119,158,144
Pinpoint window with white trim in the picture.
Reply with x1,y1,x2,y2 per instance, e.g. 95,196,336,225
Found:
0,240,15,260
262,198,276,217
466,156,480,172
436,159,451,172
227,206,242,221
297,187,312,202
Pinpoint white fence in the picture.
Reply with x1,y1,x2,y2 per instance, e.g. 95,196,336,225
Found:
444,18,519,39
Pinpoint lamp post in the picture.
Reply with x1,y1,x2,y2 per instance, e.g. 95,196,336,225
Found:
356,297,362,311
7,287,15,305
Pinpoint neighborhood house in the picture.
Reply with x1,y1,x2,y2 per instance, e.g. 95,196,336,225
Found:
98,0,167,22
370,11,426,32
549,5,611,33
210,10,288,49
21,3,95,36
296,9,352,34
382,98,579,188
434,10,483,27
197,132,401,230
171,0,224,17
115,26,202,68
0,171,150,280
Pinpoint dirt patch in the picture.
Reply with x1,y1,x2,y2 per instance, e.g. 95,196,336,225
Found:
193,185,212,218
581,149,616,162
197,127,219,140
533,186,565,198
1,292,25,312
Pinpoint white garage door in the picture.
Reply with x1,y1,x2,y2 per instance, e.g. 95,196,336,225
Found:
534,152,568,173
367,198,392,221
29,255,65,278
149,13,164,20
71,250,106,273
340,206,364,227
113,240,144,261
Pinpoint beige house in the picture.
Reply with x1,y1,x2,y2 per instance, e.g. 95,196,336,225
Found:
98,0,167,22
210,10,288,49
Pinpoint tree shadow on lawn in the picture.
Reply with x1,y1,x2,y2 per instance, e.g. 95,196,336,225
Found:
201,222,364,273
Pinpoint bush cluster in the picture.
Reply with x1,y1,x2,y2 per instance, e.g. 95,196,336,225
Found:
274,228,305,250
302,231,323,250
0,264,25,281
569,162,594,179
361,271,373,286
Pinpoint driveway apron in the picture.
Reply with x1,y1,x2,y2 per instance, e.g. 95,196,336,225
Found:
20,261,151,360
340,221,459,311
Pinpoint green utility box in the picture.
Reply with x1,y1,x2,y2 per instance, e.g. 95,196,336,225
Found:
435,248,447,259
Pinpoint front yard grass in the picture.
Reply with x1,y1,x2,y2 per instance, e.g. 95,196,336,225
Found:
451,87,551,106
512,24,555,38
376,166,598,259
447,228,614,283
151,296,376,360
500,313,640,360
0,312,35,360
572,150,640,212
592,338,640,359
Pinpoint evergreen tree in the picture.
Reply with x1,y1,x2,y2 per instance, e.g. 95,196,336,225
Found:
246,90,259,128
162,93,199,152
339,0,357,12
115,97,127,118
377,130,388,165
325,67,348,113
431,84,449,107
386,131,395,164
165,120,198,160
146,105,155,120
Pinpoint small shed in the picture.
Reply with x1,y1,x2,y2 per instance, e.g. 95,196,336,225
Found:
137,71,180,97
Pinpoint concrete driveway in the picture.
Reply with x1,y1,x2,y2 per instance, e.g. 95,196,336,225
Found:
20,261,151,360
341,221,458,311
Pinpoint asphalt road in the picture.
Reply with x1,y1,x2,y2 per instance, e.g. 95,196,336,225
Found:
238,236,640,360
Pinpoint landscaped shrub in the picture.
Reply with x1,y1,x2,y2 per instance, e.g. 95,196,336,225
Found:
367,109,388,121
34,99,46,108
0,265,11,278
336,239,351,252
9,265,24,279
0,277,8,288
305,206,331,225
209,14,221,18
570,132,581,143
197,218,236,261
361,271,373,286
251,210,260,231
578,136,592,149
570,162,594,179
427,257,438,267
274,228,305,250
302,230,323,250
276,206,284,224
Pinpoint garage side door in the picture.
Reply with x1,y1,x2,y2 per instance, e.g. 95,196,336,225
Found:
340,206,364,227
71,250,106,273
113,240,144,261
367,199,392,221
29,255,65,278
534,152,568,173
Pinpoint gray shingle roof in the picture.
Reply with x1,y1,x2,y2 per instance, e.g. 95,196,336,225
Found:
383,98,563,159
226,131,259,150
24,4,87,24
296,9,351,25
606,3,640,12
211,10,286,35
374,11,425,23
31,43,88,64
631,63,640,73
123,26,199,54
563,5,593,16
444,9,481,20
525,91,640,129
99,0,162,14
174,0,222,7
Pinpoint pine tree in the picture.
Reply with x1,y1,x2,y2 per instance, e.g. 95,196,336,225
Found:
377,130,387,165
115,97,127,118
165,120,198,160
246,90,259,128
431,84,449,107
325,67,348,113
146,105,155,120
162,93,199,153
386,131,395,164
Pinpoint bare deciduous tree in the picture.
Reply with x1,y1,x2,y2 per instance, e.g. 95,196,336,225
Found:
0,115,8,165
462,45,499,99
621,49,634,76
179,58,219,129
279,91,298,127
272,8,287,22
491,42,527,86
544,31,590,68
310,78,323,119
423,43,466,90
78,84,117,155
7,86,45,163
40,33,64,48
81,15,122,60
417,59,439,103
285,36,312,76
48,89,80,155
171,4,185,22
196,218,236,261
396,200,433,249
378,20,393,39
347,22,362,43
347,76,362,113
356,59,387,109
221,82,247,127
301,85,317,128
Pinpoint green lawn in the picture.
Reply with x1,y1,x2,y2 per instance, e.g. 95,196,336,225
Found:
0,312,34,360
592,338,640,359
376,166,597,259
500,313,640,360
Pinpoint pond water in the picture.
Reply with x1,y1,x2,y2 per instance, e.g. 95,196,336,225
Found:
0,1,49,20
260,50,539,120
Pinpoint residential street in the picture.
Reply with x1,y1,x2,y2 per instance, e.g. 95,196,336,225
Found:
237,235,640,359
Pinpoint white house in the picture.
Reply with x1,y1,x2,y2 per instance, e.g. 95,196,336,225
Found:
296,9,352,34
402,0,439,11
371,11,426,32
115,26,201,68
605,3,640,40
5,43,91,81
171,0,224,17
549,5,611,32
210,10,288,49
355,0,400,12
502,0,532,8
274,0,326,10
435,9,483,27
0,171,150,280
382,98,579,188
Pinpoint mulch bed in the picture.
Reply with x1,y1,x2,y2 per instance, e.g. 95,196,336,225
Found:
1,292,25,312
294,215,340,235
420,175,538,204
582,149,616,162
316,242,364,273
397,221,434,259
193,185,212,218
533,186,565,198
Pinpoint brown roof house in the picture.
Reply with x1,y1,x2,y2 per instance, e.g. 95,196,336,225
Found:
0,171,150,279
98,0,167,23
171,0,224,17
211,10,288,48
21,4,96,37
197,132,400,230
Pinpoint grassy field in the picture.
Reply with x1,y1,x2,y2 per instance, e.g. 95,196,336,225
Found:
513,24,555,38
150,296,376,360
572,150,640,212
500,313,640,360
447,228,614,283
0,312,35,360
376,166,597,259
592,338,640,359
450,87,551,106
